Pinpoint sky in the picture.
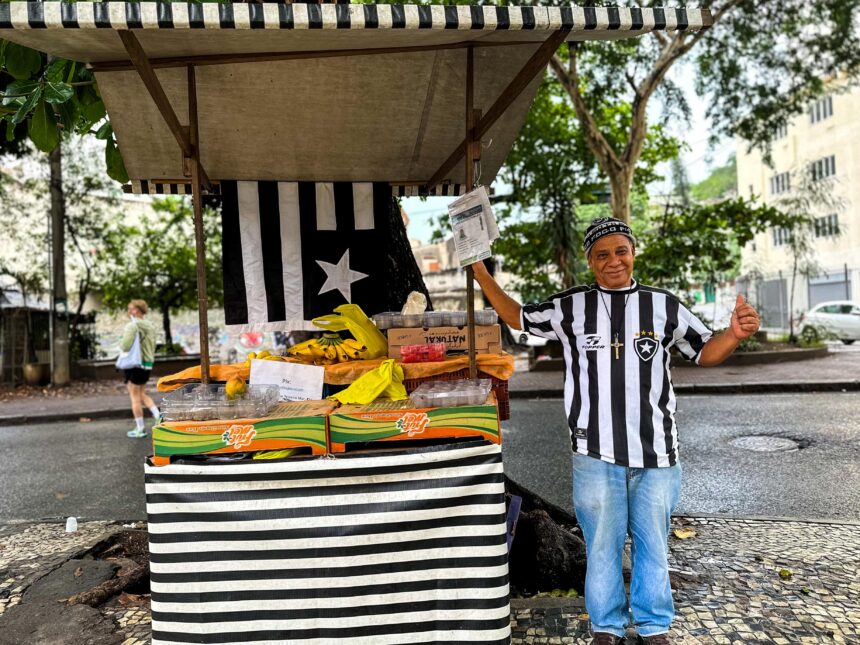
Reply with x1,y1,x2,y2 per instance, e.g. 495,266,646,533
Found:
403,59,736,245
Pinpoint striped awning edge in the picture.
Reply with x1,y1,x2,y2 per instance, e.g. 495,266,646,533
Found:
125,180,465,197
0,3,711,33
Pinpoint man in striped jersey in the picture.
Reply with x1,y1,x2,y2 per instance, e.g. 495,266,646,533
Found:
472,216,760,644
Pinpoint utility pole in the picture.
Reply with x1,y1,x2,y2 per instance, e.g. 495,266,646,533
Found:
50,146,70,386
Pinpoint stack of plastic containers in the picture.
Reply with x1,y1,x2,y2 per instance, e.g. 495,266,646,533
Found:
409,379,492,408
373,309,498,329
161,384,280,421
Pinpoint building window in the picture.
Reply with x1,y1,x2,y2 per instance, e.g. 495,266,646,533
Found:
814,213,839,238
769,172,790,195
810,155,836,181
809,96,833,124
774,123,788,139
772,227,792,246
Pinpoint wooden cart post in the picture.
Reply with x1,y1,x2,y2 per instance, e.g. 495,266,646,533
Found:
464,45,477,379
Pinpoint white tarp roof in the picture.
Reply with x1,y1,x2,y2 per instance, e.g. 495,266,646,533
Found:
0,2,710,187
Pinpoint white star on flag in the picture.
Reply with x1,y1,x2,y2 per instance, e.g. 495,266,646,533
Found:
316,249,369,303
640,340,655,355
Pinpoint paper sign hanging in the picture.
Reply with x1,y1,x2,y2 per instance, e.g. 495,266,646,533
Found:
249,359,325,402
448,186,500,267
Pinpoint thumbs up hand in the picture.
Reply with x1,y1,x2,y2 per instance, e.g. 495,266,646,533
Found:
730,294,761,340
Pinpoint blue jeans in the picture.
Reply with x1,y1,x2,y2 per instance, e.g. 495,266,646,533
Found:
572,454,682,638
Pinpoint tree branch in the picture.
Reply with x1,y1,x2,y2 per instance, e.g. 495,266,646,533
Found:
549,47,622,175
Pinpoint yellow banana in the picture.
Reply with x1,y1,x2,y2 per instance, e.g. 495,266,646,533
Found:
335,344,351,363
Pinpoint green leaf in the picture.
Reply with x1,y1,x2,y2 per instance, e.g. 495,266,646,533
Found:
2,80,39,106
0,41,7,69
11,86,42,125
80,98,106,126
45,58,70,84
95,121,113,140
105,136,129,183
3,43,42,80
56,100,79,131
43,81,74,105
28,99,59,152
5,119,16,142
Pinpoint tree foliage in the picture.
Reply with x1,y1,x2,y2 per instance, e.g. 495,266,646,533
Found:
690,154,737,202
95,198,223,348
549,0,860,221
0,41,128,181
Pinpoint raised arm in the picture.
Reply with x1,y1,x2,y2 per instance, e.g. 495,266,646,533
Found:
698,295,761,367
471,261,523,330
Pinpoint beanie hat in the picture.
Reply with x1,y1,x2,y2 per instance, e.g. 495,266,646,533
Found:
583,217,636,255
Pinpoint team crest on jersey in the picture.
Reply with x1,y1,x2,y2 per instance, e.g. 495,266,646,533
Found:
633,330,660,361
583,334,605,351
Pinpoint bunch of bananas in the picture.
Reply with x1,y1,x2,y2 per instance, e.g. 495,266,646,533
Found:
243,350,290,367
287,333,367,365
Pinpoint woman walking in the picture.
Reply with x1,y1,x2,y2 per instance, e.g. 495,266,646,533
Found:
121,299,160,438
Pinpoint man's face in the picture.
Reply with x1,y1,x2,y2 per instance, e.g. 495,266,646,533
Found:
588,234,635,289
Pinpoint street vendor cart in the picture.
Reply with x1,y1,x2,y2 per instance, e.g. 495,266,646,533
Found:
0,3,710,642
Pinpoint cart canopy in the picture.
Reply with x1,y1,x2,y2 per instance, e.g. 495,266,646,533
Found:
0,2,710,191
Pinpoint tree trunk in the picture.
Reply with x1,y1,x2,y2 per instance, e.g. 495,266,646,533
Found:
608,165,633,224
49,146,70,386
161,307,173,351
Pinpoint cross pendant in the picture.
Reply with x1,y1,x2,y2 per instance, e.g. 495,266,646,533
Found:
611,334,623,360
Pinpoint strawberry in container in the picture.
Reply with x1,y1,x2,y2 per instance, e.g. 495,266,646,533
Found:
400,342,446,364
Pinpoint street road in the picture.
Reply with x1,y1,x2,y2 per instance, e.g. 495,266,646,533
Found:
502,392,860,521
0,392,858,521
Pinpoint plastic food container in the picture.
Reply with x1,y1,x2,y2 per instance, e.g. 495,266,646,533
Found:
422,311,447,327
400,343,446,364
161,383,279,422
372,312,401,330
409,378,492,408
400,313,424,327
447,311,468,327
475,309,499,325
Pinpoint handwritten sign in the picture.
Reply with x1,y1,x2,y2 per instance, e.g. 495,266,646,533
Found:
249,359,325,402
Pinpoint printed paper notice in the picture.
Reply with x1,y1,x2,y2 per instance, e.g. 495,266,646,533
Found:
448,186,499,267
249,359,325,401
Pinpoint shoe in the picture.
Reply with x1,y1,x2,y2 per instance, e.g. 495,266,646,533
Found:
591,634,624,645
127,428,148,438
640,635,671,645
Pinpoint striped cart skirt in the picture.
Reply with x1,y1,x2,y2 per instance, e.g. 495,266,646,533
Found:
145,441,511,644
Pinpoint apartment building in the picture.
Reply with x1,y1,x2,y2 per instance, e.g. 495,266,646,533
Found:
736,80,860,328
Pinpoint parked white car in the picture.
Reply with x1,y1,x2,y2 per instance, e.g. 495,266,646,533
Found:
799,300,860,345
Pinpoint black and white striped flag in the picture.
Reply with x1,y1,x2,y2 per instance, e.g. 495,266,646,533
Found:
145,441,511,644
221,181,428,331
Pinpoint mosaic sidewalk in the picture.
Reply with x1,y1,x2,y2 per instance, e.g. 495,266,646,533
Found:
1,517,858,644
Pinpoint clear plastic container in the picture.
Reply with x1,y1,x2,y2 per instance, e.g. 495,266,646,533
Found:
447,311,468,327
400,313,424,328
161,383,279,422
422,311,447,327
475,309,499,325
373,312,400,330
409,378,492,408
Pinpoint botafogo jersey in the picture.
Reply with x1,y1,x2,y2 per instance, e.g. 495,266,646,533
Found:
520,280,712,468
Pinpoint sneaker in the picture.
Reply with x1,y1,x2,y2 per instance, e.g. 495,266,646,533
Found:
591,634,624,645
127,428,148,438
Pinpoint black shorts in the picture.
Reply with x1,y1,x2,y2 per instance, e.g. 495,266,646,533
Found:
123,368,151,386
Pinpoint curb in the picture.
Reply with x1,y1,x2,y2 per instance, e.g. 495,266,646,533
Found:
510,380,860,399
0,407,134,427
2,380,858,425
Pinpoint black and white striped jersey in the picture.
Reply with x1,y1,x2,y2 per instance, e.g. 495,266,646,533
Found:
520,280,712,468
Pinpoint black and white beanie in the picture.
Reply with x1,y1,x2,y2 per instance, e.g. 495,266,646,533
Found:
583,217,636,255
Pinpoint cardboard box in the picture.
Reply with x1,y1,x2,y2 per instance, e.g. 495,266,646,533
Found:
151,400,336,465
328,393,500,453
387,325,501,358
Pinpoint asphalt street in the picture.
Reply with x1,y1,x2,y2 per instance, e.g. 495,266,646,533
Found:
0,392,858,522
502,392,860,522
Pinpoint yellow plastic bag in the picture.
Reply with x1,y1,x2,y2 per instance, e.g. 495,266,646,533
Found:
329,359,408,405
312,304,388,359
